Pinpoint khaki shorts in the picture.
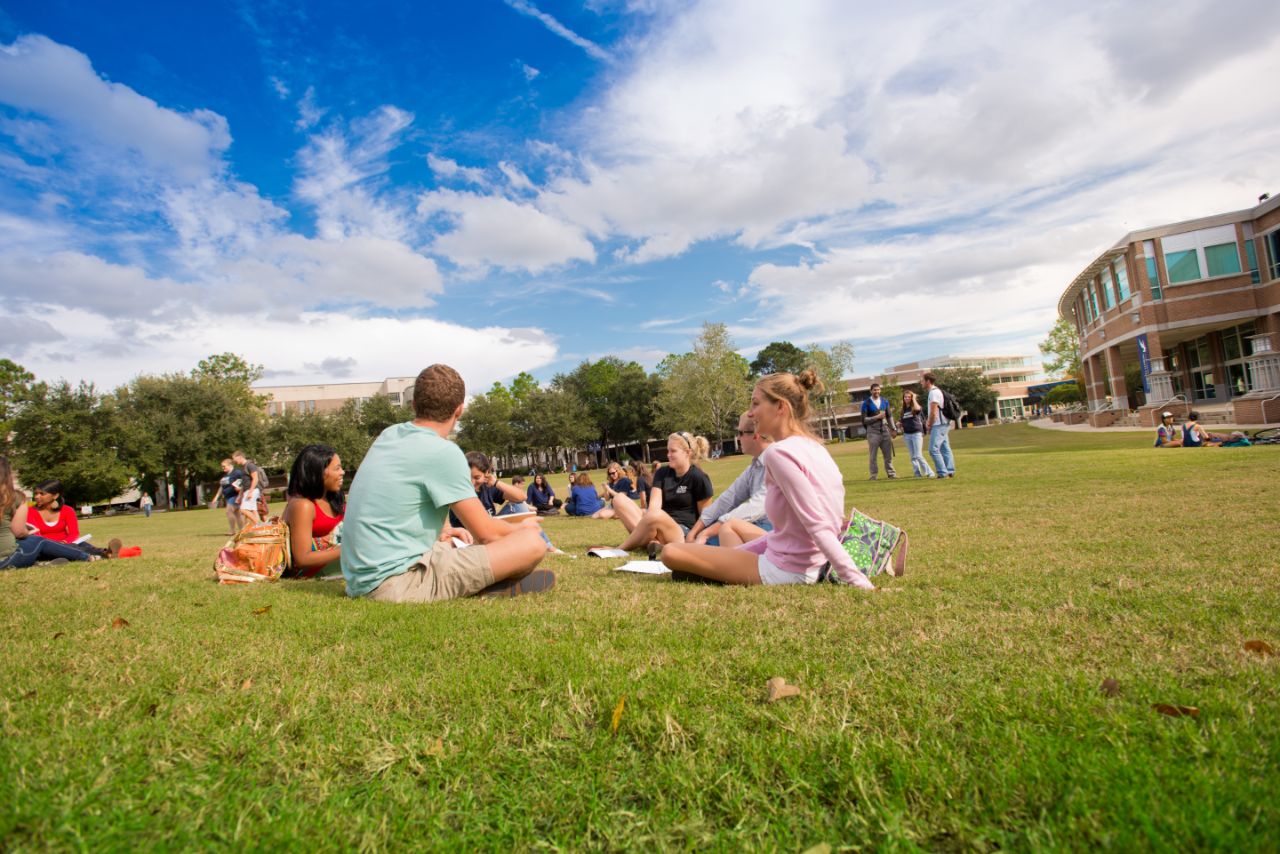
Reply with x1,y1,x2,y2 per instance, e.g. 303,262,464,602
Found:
368,541,494,604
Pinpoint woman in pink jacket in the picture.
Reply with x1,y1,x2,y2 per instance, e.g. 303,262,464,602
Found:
660,370,874,589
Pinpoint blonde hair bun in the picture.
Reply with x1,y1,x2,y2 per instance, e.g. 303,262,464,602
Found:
797,369,821,392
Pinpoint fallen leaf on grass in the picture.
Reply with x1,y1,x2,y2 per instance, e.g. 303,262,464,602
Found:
1243,640,1275,657
51,631,65,640
766,677,802,703
146,703,158,717
610,695,626,734
802,845,832,854
1152,703,1199,719
87,575,99,581
1100,678,1121,697
240,678,253,691
21,689,37,700
111,617,130,630
252,605,272,616
424,737,444,757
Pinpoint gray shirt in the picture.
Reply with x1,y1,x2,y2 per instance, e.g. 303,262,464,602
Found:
698,456,767,527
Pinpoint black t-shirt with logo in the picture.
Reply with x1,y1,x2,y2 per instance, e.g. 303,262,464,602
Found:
651,465,713,529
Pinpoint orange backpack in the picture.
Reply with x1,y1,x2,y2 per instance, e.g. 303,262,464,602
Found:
213,519,291,584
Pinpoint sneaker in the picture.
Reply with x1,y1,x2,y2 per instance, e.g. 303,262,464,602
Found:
480,569,557,598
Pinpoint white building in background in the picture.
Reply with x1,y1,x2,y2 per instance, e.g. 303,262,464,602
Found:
255,376,415,416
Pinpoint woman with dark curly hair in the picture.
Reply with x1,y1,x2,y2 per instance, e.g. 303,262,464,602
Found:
282,444,345,578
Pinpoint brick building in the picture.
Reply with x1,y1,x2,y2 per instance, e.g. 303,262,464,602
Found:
1057,194,1280,426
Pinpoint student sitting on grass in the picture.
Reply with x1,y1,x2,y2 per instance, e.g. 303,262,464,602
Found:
686,412,772,548
1154,411,1182,447
607,431,713,557
26,480,119,558
526,472,563,516
282,444,345,579
1183,411,1227,447
564,472,606,517
0,457,97,569
660,371,876,589
628,461,651,508
340,364,554,603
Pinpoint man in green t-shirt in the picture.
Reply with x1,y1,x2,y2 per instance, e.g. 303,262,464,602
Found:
340,364,554,602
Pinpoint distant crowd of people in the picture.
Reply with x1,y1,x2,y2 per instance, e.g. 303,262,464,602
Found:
858,372,958,480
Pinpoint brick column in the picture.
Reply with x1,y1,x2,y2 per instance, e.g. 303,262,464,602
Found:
1106,346,1128,411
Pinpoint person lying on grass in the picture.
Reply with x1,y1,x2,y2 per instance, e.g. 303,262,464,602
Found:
0,457,99,569
282,443,345,579
685,412,772,548
340,364,553,603
661,371,875,589
606,431,713,557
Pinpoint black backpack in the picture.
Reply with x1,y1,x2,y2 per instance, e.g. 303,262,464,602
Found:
941,390,962,422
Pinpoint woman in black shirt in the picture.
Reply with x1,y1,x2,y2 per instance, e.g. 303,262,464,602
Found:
608,432,713,553
900,390,935,478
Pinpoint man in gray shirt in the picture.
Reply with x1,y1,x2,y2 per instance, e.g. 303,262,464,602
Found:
685,412,772,548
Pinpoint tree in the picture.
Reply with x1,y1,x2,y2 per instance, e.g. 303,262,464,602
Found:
0,358,35,453
931,367,998,424
117,372,266,508
750,341,808,378
877,376,905,417
806,341,855,440
8,380,132,503
457,386,517,465
1039,318,1081,381
654,323,752,449
194,352,264,387
265,399,373,476
1042,382,1084,406
358,393,405,438
524,387,595,470
556,358,660,461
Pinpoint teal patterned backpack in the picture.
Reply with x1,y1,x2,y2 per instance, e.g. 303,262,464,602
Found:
819,507,908,582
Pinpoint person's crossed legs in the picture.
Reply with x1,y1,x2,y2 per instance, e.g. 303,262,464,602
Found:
661,542,762,585
612,494,684,551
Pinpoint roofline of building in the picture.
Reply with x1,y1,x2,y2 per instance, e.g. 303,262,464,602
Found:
253,376,415,391
1056,193,1280,319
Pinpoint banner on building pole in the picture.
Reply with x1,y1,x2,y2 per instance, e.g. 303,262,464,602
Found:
1136,334,1151,394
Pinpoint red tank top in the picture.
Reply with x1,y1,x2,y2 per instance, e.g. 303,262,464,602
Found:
311,500,343,538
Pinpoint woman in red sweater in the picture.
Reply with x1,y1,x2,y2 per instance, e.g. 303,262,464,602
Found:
27,481,120,558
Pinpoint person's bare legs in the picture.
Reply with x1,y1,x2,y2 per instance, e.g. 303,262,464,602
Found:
484,528,548,583
618,510,684,551
610,494,644,534
592,506,616,520
226,504,241,536
662,542,762,585
717,518,768,549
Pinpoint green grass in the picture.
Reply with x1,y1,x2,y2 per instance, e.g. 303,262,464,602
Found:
2,425,1278,851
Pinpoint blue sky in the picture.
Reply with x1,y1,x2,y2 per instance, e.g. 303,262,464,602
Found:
2,0,1279,391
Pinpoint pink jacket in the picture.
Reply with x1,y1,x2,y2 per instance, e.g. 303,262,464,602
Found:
739,435,869,587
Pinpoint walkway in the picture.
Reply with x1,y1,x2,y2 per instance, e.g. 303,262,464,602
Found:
1026,417,1253,434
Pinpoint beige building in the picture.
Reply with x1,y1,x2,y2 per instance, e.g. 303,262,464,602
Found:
255,377,415,416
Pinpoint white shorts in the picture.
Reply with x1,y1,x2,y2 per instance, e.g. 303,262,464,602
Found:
242,488,260,506
757,555,822,586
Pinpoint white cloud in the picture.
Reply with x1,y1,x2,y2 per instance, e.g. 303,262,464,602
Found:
427,154,489,187
295,85,327,130
520,62,540,82
0,35,229,183
502,0,611,62
418,189,595,273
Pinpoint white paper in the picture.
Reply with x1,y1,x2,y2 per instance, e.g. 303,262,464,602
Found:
586,547,629,558
450,537,471,549
74,534,92,544
612,560,670,574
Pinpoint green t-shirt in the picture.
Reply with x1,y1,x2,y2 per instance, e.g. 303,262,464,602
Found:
340,422,475,598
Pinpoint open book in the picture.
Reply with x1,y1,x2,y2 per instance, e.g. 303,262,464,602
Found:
74,534,92,545
612,560,669,574
586,547,629,558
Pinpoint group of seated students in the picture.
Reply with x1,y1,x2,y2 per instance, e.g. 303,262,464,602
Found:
1154,410,1250,448
275,362,879,604
0,465,124,570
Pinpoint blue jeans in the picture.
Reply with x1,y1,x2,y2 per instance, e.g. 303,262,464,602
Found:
903,432,934,477
929,423,955,476
0,535,93,570
497,502,533,516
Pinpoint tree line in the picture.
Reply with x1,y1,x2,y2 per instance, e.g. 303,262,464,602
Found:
4,325,1008,506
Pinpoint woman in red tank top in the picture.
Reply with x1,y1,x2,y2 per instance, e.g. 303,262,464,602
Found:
282,444,345,578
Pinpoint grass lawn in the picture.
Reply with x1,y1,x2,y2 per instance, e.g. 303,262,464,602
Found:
2,424,1278,850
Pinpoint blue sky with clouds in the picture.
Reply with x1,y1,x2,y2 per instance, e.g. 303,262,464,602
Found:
2,0,1279,392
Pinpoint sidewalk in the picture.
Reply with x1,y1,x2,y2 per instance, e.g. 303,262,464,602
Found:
1027,417,1254,433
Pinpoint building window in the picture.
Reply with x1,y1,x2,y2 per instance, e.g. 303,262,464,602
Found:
1265,230,1280,281
1221,322,1257,396
1245,238,1260,284
1087,283,1099,320
1142,240,1162,299
1100,273,1115,310
1162,224,1241,285
1112,260,1130,302
1186,337,1216,400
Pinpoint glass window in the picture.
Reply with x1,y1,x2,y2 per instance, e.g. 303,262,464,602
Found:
1166,249,1202,284
1145,258,1161,298
1113,260,1130,302
1087,284,1099,320
1246,238,1260,284
1267,231,1280,280
1223,328,1241,361
1204,243,1241,277
1100,274,1115,310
